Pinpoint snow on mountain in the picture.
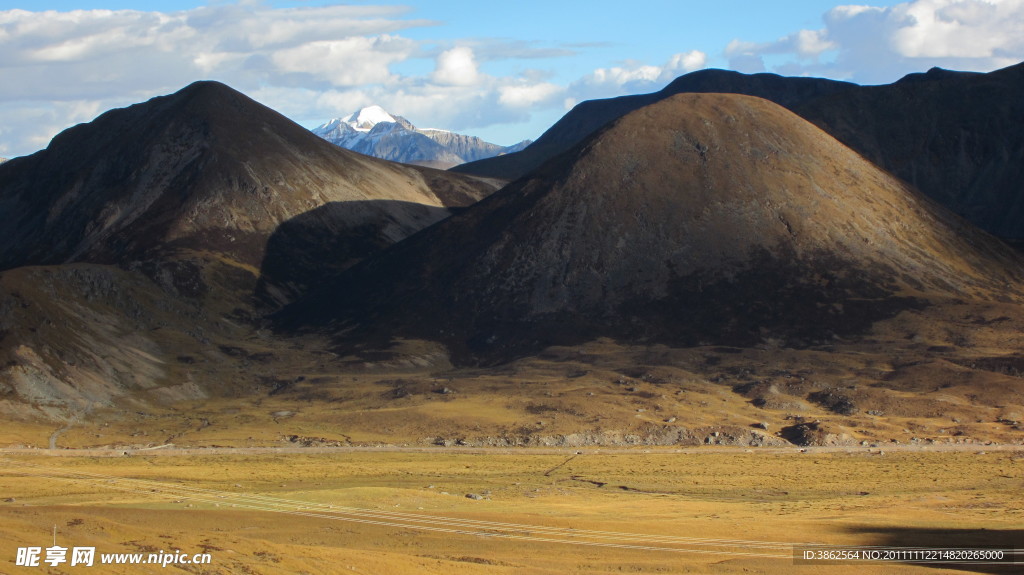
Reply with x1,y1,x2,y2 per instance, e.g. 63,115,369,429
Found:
344,105,397,131
313,106,531,169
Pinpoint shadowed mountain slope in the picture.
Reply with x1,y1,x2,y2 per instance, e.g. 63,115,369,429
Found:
455,63,1024,240
795,64,1024,239
0,81,501,419
281,93,1024,364
0,81,498,277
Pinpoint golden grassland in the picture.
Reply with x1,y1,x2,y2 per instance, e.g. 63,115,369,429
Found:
2,307,1023,574
1,449,1021,574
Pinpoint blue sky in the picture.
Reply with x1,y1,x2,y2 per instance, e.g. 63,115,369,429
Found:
0,0,1021,157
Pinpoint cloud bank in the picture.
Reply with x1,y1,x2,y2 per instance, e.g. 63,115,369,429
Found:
727,0,1024,82
0,1,1022,157
0,4,576,155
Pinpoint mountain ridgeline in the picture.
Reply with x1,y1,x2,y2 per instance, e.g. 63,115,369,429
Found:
279,93,1024,364
454,63,1024,241
0,82,499,303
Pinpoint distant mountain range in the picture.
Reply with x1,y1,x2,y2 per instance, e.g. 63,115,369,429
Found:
455,63,1024,241
313,105,530,169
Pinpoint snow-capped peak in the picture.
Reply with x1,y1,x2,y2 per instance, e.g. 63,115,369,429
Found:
312,106,529,169
344,105,397,131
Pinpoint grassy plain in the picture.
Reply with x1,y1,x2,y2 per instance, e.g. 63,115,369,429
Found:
2,318,1023,574
1,448,1021,574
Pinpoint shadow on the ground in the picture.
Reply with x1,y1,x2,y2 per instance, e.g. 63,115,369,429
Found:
835,526,1022,574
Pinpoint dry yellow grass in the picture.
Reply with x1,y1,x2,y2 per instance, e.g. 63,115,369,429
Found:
1,449,1020,574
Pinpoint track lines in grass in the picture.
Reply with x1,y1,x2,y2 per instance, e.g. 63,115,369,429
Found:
0,458,803,559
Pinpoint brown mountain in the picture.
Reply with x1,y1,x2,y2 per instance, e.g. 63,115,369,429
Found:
281,93,1024,364
453,69,853,182
454,63,1024,241
0,81,498,303
0,81,500,420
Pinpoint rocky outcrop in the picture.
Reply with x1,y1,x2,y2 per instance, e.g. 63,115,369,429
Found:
428,425,788,448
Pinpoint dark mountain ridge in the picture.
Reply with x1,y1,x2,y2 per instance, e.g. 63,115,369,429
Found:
795,63,1024,239
0,81,496,276
452,69,856,181
455,63,1024,240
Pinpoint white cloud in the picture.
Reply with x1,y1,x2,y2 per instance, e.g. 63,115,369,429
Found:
825,0,1024,81
727,0,1024,83
498,82,562,108
664,50,709,75
0,5,576,157
11,1,1020,159
568,51,708,104
726,28,835,61
829,5,887,19
793,29,837,57
270,35,414,87
0,98,105,156
888,0,1022,58
0,4,427,101
603,63,661,84
431,46,480,86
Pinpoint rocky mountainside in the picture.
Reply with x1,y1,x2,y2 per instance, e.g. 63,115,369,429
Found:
314,106,530,169
454,63,1024,240
281,93,1024,364
0,81,500,420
